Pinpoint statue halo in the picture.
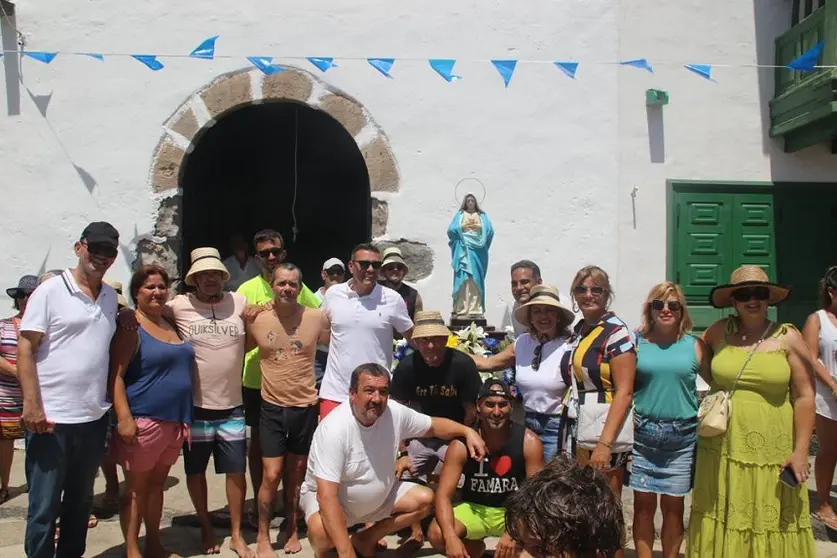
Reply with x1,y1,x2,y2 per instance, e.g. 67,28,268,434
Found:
454,177,487,206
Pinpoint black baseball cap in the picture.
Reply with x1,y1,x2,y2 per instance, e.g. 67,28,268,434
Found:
477,378,513,401
80,222,119,248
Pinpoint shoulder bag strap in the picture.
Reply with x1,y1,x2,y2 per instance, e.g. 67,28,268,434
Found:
728,321,772,395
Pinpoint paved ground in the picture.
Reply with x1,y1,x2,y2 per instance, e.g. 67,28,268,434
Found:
3,451,837,557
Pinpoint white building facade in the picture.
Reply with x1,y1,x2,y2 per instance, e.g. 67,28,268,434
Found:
1,0,835,329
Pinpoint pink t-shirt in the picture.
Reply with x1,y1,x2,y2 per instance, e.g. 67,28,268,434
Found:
168,292,246,410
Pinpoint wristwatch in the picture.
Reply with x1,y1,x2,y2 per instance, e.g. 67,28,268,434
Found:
397,450,409,459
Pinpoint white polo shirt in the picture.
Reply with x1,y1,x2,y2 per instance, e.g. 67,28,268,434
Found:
20,269,117,424
319,281,413,402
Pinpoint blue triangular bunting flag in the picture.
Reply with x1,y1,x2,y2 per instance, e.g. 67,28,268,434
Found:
787,41,824,72
428,59,461,82
190,35,218,59
684,64,712,79
491,60,517,87
83,53,104,61
307,57,336,72
368,58,395,78
554,61,579,79
132,55,164,71
23,52,57,64
247,56,283,75
620,58,654,73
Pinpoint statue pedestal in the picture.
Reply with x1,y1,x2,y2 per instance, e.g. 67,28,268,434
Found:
449,316,507,341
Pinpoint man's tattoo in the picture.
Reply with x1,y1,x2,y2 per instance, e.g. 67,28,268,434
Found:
258,495,274,522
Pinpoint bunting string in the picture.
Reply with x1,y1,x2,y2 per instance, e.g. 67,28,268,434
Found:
0,36,827,83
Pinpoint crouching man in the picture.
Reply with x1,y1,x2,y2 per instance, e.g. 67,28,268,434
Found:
429,379,545,558
301,363,487,558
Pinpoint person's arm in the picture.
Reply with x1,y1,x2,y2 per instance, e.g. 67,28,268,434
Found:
590,350,636,470
316,478,355,558
802,313,836,394
522,428,546,477
390,296,414,342
695,337,713,386
244,321,258,353
784,327,817,484
471,343,515,372
434,441,470,558
18,331,53,433
0,347,17,378
109,326,139,444
414,292,424,314
318,311,331,345
459,357,483,425
423,417,487,461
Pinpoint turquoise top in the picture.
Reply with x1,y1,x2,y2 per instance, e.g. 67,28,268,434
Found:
633,333,699,421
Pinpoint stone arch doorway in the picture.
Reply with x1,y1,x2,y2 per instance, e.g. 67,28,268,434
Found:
140,66,400,287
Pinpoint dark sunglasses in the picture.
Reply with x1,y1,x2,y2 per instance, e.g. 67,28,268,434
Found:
731,286,770,303
15,292,33,300
83,241,117,259
257,247,285,259
326,267,345,277
650,299,682,312
573,285,605,297
354,260,383,271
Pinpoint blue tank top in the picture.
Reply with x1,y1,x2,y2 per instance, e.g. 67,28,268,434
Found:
633,334,698,421
124,326,195,423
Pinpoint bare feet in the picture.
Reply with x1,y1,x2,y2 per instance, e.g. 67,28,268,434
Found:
396,528,424,558
199,525,221,555
256,536,276,558
282,531,302,554
144,541,181,558
230,534,256,558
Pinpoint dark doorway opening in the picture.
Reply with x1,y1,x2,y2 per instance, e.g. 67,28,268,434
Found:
180,101,371,289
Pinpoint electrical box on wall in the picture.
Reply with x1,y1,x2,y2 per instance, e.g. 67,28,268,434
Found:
646,89,669,106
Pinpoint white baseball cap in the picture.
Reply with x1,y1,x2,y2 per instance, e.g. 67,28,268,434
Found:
322,257,345,271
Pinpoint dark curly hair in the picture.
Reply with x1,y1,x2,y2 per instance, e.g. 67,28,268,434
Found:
819,266,837,310
505,454,624,558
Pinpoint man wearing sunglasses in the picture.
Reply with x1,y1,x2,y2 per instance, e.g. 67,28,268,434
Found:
318,243,414,420
17,221,121,558
237,229,321,523
379,247,424,322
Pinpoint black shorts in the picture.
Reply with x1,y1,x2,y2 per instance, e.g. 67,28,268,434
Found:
259,400,318,458
242,386,262,428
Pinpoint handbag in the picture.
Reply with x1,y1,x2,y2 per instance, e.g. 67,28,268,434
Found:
697,321,771,438
570,366,634,453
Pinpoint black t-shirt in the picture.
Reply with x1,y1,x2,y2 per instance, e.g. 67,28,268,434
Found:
390,348,482,424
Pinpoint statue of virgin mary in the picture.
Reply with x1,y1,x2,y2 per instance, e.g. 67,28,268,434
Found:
447,193,494,318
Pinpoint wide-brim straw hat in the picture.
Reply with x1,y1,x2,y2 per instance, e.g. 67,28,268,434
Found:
514,285,575,331
103,279,129,308
709,265,791,308
185,247,230,287
412,310,453,339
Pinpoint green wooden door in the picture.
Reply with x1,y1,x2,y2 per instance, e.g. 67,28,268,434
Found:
775,191,837,329
674,191,777,331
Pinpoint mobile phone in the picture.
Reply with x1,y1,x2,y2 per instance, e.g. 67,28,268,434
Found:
779,465,800,488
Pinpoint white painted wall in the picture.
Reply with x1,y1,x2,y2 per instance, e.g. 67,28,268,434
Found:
0,0,834,329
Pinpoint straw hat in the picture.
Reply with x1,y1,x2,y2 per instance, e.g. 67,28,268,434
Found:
103,278,129,308
184,247,230,286
412,310,453,339
514,285,575,330
709,265,791,308
381,247,407,269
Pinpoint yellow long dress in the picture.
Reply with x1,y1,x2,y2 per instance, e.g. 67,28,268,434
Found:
688,323,815,557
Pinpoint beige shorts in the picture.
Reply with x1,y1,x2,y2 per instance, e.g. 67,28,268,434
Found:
301,480,419,527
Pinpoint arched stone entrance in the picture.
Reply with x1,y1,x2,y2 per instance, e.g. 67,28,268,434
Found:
138,66,403,283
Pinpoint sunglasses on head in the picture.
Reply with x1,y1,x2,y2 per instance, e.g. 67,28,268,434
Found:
731,286,770,303
573,285,605,297
83,241,117,259
650,299,682,312
354,260,383,271
257,247,284,259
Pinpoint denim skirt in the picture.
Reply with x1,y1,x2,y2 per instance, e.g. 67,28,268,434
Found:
628,414,697,496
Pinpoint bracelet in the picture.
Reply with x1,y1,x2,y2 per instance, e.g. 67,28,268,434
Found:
598,440,613,449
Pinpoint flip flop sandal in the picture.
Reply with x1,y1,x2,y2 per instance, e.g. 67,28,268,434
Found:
0,488,10,504
812,511,837,530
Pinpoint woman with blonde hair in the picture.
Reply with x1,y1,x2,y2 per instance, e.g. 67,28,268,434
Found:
688,265,815,557
631,282,710,558
802,266,837,530
561,265,634,558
